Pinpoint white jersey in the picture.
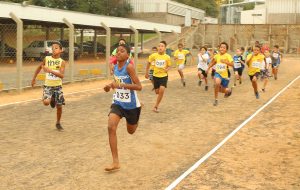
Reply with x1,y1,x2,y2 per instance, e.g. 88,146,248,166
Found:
197,53,209,70
265,57,272,69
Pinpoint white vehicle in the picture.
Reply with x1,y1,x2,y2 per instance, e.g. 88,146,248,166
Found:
129,43,142,55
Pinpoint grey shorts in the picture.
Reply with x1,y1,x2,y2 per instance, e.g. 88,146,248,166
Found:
43,86,65,106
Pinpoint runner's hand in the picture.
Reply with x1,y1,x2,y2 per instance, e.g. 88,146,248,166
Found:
104,84,111,92
145,73,149,79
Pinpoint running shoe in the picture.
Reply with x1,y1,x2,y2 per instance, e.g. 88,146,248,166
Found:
213,100,218,106
205,86,208,91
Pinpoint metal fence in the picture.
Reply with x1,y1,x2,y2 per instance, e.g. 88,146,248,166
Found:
0,20,164,92
193,24,300,54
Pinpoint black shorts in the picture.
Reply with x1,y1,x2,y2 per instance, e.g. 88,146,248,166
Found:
198,68,207,78
211,69,216,77
109,104,141,125
249,72,260,81
153,76,168,89
234,67,244,76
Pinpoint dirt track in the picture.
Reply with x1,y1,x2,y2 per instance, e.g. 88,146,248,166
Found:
0,56,300,190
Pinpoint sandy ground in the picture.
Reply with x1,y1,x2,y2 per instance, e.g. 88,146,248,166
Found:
0,56,300,190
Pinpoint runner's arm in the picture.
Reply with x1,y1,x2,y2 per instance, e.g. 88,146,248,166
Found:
31,59,45,87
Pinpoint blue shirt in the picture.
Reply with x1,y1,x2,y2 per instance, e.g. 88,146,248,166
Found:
112,59,141,109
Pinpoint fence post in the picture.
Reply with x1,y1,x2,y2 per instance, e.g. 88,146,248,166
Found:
101,22,111,78
60,27,64,40
172,30,179,46
286,25,289,53
154,28,162,43
9,12,23,92
130,25,139,73
63,18,74,83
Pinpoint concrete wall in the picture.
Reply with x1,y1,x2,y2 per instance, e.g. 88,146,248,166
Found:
268,13,300,24
241,9,266,24
194,24,300,53
129,13,185,26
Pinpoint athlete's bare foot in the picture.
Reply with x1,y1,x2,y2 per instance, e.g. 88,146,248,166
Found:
104,163,120,172
152,107,159,113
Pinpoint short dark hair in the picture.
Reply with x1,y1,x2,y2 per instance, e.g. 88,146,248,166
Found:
200,46,207,51
178,43,183,47
274,45,279,49
240,47,245,51
119,38,126,43
254,45,261,50
117,44,131,54
160,41,167,47
219,42,229,50
152,46,158,50
52,41,62,49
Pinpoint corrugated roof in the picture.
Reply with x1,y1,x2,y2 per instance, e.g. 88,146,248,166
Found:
0,1,181,33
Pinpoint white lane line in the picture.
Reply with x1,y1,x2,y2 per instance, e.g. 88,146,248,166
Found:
165,75,300,190
0,70,196,108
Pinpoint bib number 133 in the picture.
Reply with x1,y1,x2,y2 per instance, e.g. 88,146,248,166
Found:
114,89,131,103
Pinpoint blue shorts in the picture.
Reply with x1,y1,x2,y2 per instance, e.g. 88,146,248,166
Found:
214,73,229,88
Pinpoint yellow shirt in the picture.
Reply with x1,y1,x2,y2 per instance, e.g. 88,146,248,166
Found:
174,49,190,65
44,56,63,87
246,53,264,75
213,53,233,78
148,53,171,78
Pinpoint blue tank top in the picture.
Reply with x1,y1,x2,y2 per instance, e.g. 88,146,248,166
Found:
112,59,141,109
233,55,244,69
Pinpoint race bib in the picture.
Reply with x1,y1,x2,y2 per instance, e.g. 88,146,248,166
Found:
234,61,242,68
198,62,208,70
273,53,279,59
113,88,131,103
178,53,185,60
46,71,60,80
155,60,166,68
252,61,261,69
215,63,226,72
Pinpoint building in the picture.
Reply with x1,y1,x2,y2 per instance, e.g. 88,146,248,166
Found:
241,4,266,24
125,0,205,26
220,0,265,24
266,0,300,24
221,0,300,24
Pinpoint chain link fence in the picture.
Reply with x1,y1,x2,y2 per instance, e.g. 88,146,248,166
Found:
0,20,145,91
193,24,300,54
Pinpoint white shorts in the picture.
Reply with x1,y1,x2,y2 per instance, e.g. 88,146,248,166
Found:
178,64,185,70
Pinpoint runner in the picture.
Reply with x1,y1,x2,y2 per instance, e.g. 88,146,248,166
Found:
110,39,133,75
261,50,271,92
197,46,209,90
206,42,233,106
104,44,142,171
173,43,194,87
145,41,171,112
233,48,245,87
246,45,264,99
148,46,158,89
31,41,66,131
271,45,283,80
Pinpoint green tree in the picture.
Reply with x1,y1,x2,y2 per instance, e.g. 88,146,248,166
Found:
4,0,132,17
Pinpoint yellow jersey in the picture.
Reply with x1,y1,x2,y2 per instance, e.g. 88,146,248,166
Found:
213,53,233,78
246,53,264,76
44,56,64,87
174,49,190,65
148,53,171,78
